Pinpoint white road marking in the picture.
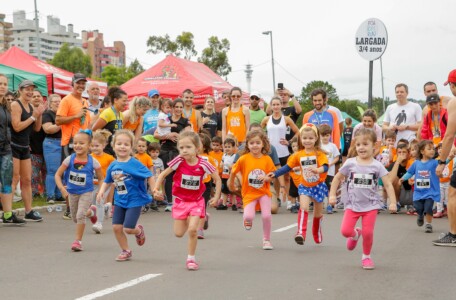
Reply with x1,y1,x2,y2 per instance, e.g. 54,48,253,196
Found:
75,273,162,300
273,223,297,233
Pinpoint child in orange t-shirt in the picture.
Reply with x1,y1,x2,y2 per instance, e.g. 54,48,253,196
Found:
223,130,280,250
135,138,153,171
209,136,223,175
270,123,328,246
198,133,218,239
90,129,115,233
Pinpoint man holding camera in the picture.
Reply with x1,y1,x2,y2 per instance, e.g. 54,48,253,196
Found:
55,73,91,219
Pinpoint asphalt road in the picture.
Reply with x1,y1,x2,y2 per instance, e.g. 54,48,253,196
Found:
1,207,454,300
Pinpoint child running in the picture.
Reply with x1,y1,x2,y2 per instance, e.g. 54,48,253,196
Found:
270,123,328,246
400,140,440,233
329,128,397,270
97,130,156,261
223,130,281,250
90,129,115,233
154,131,221,271
55,130,103,251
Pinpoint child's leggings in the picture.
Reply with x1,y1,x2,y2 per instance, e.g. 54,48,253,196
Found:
340,209,377,255
243,195,272,241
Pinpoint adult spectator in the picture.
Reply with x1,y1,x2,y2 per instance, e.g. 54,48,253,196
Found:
417,81,453,139
42,94,62,204
382,83,422,145
5,90,14,104
267,88,302,142
420,93,448,146
154,98,191,210
92,87,128,155
182,89,202,132
0,74,25,224
142,89,160,133
56,73,91,158
86,82,101,126
302,88,341,149
11,79,45,222
261,96,299,207
249,92,266,125
351,109,383,155
221,87,250,144
434,68,456,246
30,90,47,197
201,96,220,138
217,90,231,133
123,96,151,141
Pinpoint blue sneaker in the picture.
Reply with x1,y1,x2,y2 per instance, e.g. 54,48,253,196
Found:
326,205,333,214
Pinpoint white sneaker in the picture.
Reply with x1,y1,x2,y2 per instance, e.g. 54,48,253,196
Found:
104,203,112,218
286,201,292,210
92,223,103,234
13,195,22,202
164,205,172,212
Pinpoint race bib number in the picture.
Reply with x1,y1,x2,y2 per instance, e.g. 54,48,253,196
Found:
115,180,128,195
301,156,318,183
69,171,86,186
353,173,373,189
222,165,230,176
248,169,266,189
286,126,291,135
416,179,430,189
181,174,200,190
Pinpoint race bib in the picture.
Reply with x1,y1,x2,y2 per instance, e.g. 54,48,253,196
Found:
115,180,128,195
222,165,230,176
353,173,373,189
181,174,200,190
248,169,266,189
300,156,318,183
230,117,241,127
286,126,291,135
69,171,86,186
416,179,430,189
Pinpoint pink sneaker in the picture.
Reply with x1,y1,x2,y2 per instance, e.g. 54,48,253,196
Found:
197,229,205,239
362,258,375,270
347,227,362,251
135,225,146,246
89,205,97,224
186,259,199,271
116,250,132,261
243,219,252,230
433,211,444,218
263,240,274,250
71,240,83,252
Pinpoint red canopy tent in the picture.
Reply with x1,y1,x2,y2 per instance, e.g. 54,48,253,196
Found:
0,46,107,97
121,55,249,110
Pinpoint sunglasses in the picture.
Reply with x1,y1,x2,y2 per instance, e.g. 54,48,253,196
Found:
250,97,259,101
231,95,241,98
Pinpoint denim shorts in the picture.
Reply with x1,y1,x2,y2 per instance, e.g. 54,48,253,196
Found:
413,198,434,216
0,153,13,194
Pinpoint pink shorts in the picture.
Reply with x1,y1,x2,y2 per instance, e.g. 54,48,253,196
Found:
172,197,206,220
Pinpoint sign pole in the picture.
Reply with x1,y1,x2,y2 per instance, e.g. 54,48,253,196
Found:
368,60,373,108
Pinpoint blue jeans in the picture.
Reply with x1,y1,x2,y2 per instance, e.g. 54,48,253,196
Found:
43,138,62,198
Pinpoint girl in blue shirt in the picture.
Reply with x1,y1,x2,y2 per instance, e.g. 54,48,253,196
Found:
55,130,103,252
400,140,440,233
97,129,157,261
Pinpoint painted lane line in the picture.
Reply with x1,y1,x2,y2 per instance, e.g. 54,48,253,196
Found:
75,273,162,300
273,223,297,233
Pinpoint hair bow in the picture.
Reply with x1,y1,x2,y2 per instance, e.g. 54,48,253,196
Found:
78,129,92,136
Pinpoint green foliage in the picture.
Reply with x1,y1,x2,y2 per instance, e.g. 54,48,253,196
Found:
147,32,197,59
198,36,232,77
301,80,339,102
335,99,367,121
49,43,92,76
100,59,145,86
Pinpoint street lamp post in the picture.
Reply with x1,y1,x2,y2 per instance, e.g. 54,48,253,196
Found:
262,31,276,94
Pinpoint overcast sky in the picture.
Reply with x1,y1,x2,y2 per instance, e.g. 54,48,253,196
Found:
3,0,456,102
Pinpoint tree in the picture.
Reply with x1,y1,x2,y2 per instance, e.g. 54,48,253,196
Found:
127,58,144,77
146,32,197,59
49,43,92,76
198,36,232,78
100,59,145,86
301,80,339,102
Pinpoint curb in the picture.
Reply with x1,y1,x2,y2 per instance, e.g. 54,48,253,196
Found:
13,204,67,217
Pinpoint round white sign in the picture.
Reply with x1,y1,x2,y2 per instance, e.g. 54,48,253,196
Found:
355,18,388,61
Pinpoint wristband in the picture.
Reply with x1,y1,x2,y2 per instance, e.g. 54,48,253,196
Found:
30,116,36,122
438,160,446,165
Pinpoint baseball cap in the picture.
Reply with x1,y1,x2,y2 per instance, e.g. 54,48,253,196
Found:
18,80,36,89
148,89,160,97
72,73,87,84
426,93,440,104
444,69,456,86
250,91,261,99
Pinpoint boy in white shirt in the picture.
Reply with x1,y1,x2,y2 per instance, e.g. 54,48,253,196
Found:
319,124,340,214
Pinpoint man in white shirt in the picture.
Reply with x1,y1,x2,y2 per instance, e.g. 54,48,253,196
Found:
382,83,422,145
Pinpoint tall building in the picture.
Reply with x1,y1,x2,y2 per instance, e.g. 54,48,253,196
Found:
82,30,126,78
0,13,13,53
10,10,81,61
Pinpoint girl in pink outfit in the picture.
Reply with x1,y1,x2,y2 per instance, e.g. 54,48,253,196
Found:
154,131,221,271
329,128,397,270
